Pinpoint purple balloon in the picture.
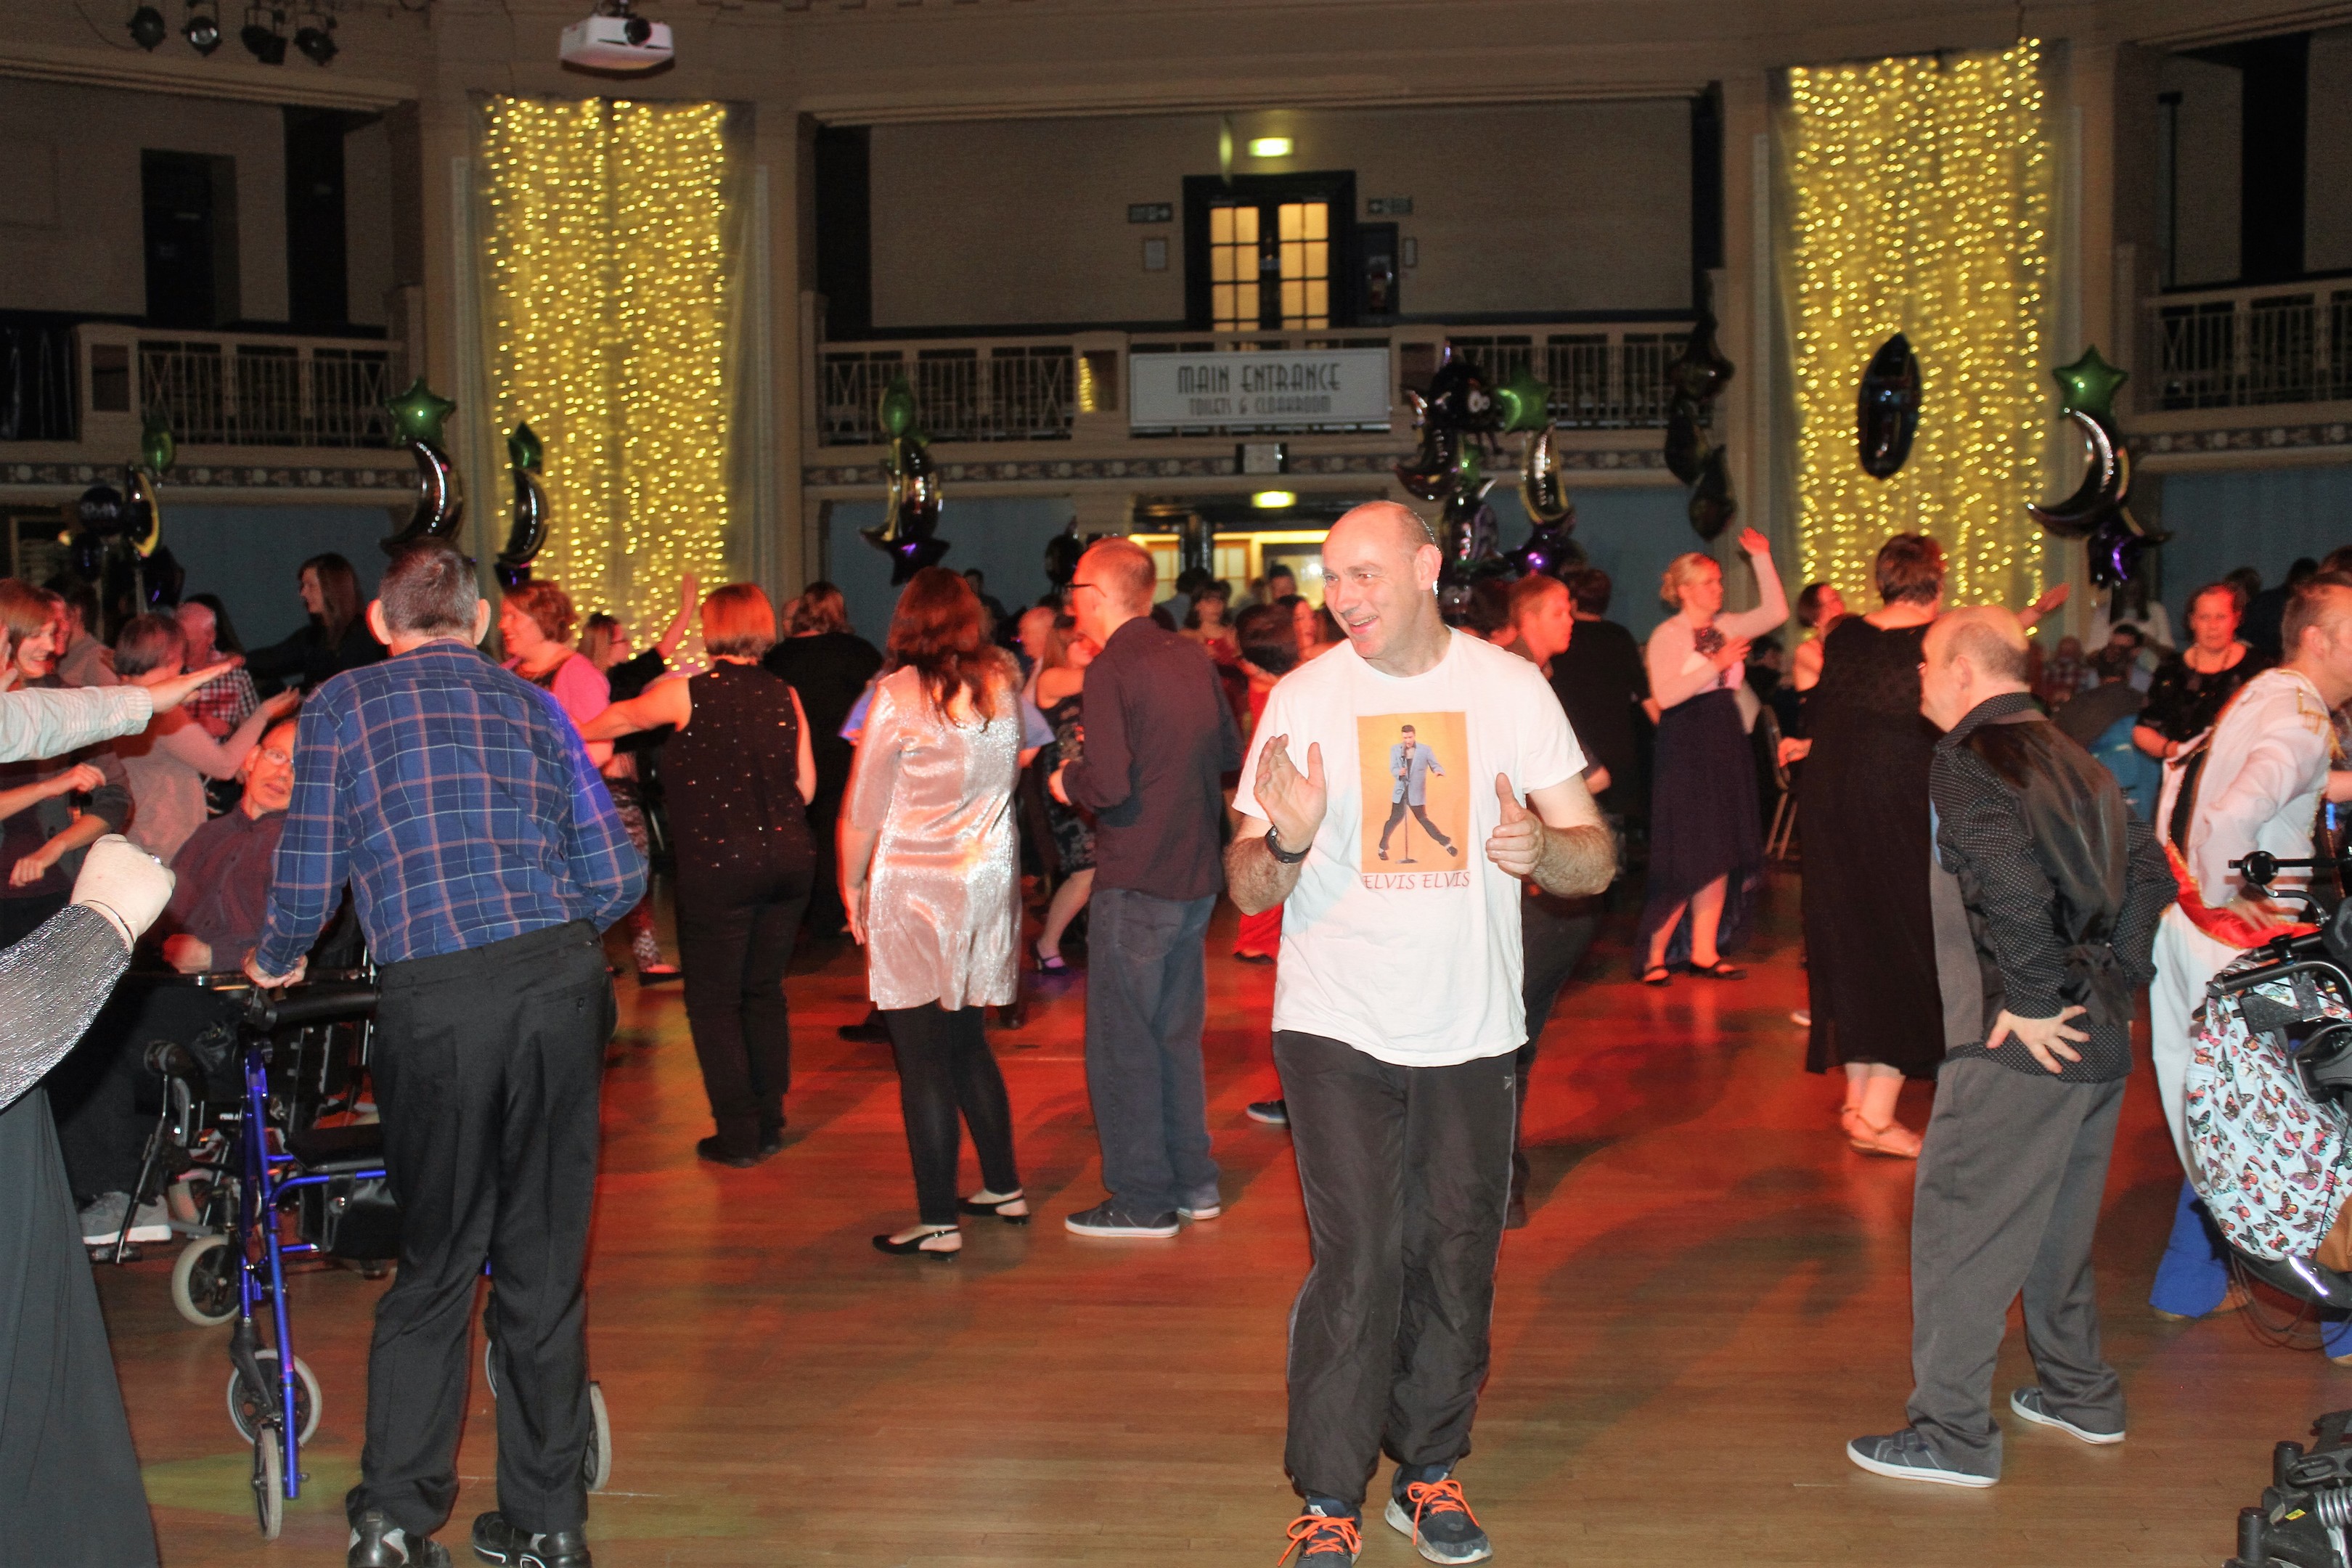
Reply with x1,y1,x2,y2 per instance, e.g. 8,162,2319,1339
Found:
887,535,950,585
1506,526,1584,580
2086,515,2145,589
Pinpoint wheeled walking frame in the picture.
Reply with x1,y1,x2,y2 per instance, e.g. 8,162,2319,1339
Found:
132,970,611,1538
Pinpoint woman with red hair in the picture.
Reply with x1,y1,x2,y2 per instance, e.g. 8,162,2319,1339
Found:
586,584,817,1167
840,568,1037,1257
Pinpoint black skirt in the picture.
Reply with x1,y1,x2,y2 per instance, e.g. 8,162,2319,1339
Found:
0,1087,158,1568
1638,690,1762,961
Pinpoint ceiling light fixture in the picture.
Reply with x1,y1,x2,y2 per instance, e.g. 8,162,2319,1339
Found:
1251,490,1297,510
293,9,335,64
183,1,221,52
240,5,286,62
127,4,167,48
1248,136,1293,158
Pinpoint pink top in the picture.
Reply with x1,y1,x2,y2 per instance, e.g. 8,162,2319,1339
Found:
505,651,610,734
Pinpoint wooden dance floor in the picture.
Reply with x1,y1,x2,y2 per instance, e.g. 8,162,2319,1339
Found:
103,870,2340,1566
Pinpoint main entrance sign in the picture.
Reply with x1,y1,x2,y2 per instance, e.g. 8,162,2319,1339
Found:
1129,348,1392,431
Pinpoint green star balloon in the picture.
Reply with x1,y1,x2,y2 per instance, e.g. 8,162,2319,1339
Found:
2052,346,2128,425
1453,440,1485,494
878,372,917,441
385,377,457,448
507,422,544,473
140,414,176,473
1493,366,1551,436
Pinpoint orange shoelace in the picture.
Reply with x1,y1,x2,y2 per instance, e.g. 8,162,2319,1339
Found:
1276,1512,1362,1564
1400,1479,1479,1544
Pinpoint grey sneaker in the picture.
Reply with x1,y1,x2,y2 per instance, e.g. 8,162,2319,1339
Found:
2009,1387,2124,1445
1178,1189,1222,1221
1845,1427,1996,1487
1385,1466,1490,1564
1246,1099,1290,1126
1063,1199,1180,1238
1280,1501,1362,1564
78,1193,169,1247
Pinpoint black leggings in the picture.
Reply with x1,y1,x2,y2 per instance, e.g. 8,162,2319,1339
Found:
881,1003,1021,1227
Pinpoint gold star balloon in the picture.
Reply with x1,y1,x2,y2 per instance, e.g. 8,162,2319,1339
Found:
2051,346,2128,426
385,377,457,448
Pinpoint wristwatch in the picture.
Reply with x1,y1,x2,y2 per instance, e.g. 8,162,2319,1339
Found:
1262,824,1310,865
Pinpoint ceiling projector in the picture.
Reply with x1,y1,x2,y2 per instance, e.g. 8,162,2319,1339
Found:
560,7,671,70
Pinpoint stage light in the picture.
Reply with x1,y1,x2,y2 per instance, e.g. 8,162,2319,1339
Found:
127,5,166,49
293,11,335,62
240,7,285,62
1248,137,1292,158
184,3,221,52
1780,39,2051,617
1252,490,1297,509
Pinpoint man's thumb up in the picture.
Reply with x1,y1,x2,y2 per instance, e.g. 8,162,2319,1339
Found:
1495,773,1530,821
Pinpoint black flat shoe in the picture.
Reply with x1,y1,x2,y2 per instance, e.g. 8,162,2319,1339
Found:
472,1510,592,1568
695,1137,761,1169
350,1509,451,1568
958,1189,1031,1223
873,1224,960,1257
1032,947,1068,973
1689,960,1747,980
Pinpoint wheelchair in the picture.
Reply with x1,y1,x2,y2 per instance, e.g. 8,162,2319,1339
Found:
128,968,612,1540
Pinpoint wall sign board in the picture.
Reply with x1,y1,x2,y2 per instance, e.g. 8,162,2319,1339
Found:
1130,347,1391,430
1127,203,1174,224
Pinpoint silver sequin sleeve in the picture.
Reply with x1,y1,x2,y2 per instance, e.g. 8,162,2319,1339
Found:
0,905,132,1114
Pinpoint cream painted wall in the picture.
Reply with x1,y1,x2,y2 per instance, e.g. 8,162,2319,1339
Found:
0,79,287,321
2158,52,2239,287
867,99,1692,330
345,115,395,328
2308,25,2352,275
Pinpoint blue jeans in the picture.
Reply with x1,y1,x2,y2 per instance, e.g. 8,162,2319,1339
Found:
1081,888,1219,1215
2152,1177,2352,1353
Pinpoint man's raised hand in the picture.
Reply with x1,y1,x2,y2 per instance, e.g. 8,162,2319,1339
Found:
1485,774,1544,878
1256,734,1326,849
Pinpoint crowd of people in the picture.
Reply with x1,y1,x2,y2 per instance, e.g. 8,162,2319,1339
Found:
10,511,2352,1568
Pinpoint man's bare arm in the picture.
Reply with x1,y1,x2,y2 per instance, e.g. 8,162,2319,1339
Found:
1514,775,1616,897
1225,818,1305,916
1228,732,1327,915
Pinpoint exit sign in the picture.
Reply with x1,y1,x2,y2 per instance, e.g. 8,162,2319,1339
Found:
1367,197,1414,216
1127,203,1173,224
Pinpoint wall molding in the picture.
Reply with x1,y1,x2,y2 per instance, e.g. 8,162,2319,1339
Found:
0,41,415,111
1,460,413,494
804,445,1673,489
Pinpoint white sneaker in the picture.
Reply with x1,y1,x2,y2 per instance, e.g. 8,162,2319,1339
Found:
1790,1008,1812,1028
79,1193,168,1246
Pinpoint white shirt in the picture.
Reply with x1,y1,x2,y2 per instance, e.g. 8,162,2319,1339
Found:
1232,631,1583,1067
2174,666,2335,903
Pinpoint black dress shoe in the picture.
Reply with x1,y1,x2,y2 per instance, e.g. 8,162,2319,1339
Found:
472,1511,592,1568
349,1508,451,1567
695,1137,759,1169
758,1124,786,1159
836,1018,889,1043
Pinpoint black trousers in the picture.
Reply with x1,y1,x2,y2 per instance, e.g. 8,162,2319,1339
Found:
1376,799,1451,856
1274,1029,1516,1508
802,786,849,936
1512,891,1601,1201
353,920,613,1538
882,1003,1021,1226
677,849,813,1158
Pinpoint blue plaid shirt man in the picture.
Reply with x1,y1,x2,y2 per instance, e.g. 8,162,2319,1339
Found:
255,640,642,972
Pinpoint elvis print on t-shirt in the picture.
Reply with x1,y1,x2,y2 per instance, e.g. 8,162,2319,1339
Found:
1355,711,1469,888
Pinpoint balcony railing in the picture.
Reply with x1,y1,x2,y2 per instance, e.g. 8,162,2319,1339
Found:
814,320,1694,447
136,333,407,448
2141,282,2352,412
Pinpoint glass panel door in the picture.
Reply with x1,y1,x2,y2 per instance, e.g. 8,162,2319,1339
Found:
1277,202,1329,330
1209,205,1262,333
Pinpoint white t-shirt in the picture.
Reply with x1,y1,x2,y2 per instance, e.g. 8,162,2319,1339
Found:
1232,631,1585,1067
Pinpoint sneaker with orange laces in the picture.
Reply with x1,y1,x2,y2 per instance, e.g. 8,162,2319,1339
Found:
1385,1465,1492,1564
1277,1503,1362,1564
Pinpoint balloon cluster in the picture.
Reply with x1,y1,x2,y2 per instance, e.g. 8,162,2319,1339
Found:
497,424,550,591
1396,345,1580,603
1856,332,1922,481
2028,346,2159,589
65,415,181,612
1043,527,1083,589
1664,303,1739,538
862,373,949,585
380,377,465,555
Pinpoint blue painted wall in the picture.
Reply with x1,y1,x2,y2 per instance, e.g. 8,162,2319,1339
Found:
2155,465,2352,628
164,505,394,648
826,485,1699,646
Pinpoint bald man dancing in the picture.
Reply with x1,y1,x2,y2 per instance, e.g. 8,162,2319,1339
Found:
1848,608,2170,1489
1231,503,1614,1564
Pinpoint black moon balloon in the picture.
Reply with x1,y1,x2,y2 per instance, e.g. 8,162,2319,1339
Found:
1856,332,1923,480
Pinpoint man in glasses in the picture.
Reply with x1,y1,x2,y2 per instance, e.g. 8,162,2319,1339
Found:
158,715,300,973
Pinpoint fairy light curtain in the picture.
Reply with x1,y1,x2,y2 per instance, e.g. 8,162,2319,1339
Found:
1771,41,2055,615
473,96,744,633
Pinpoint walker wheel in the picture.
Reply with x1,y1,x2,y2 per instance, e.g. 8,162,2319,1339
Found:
229,1351,320,1447
171,1235,237,1328
250,1429,283,1540
584,1381,612,1493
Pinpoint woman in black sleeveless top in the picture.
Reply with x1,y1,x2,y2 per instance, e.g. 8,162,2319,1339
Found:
587,585,816,1166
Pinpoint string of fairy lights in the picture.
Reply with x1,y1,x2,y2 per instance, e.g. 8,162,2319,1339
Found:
1782,39,2053,616
478,96,734,634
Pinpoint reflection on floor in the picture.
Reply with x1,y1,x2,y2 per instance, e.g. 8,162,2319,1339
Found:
105,869,2340,1565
